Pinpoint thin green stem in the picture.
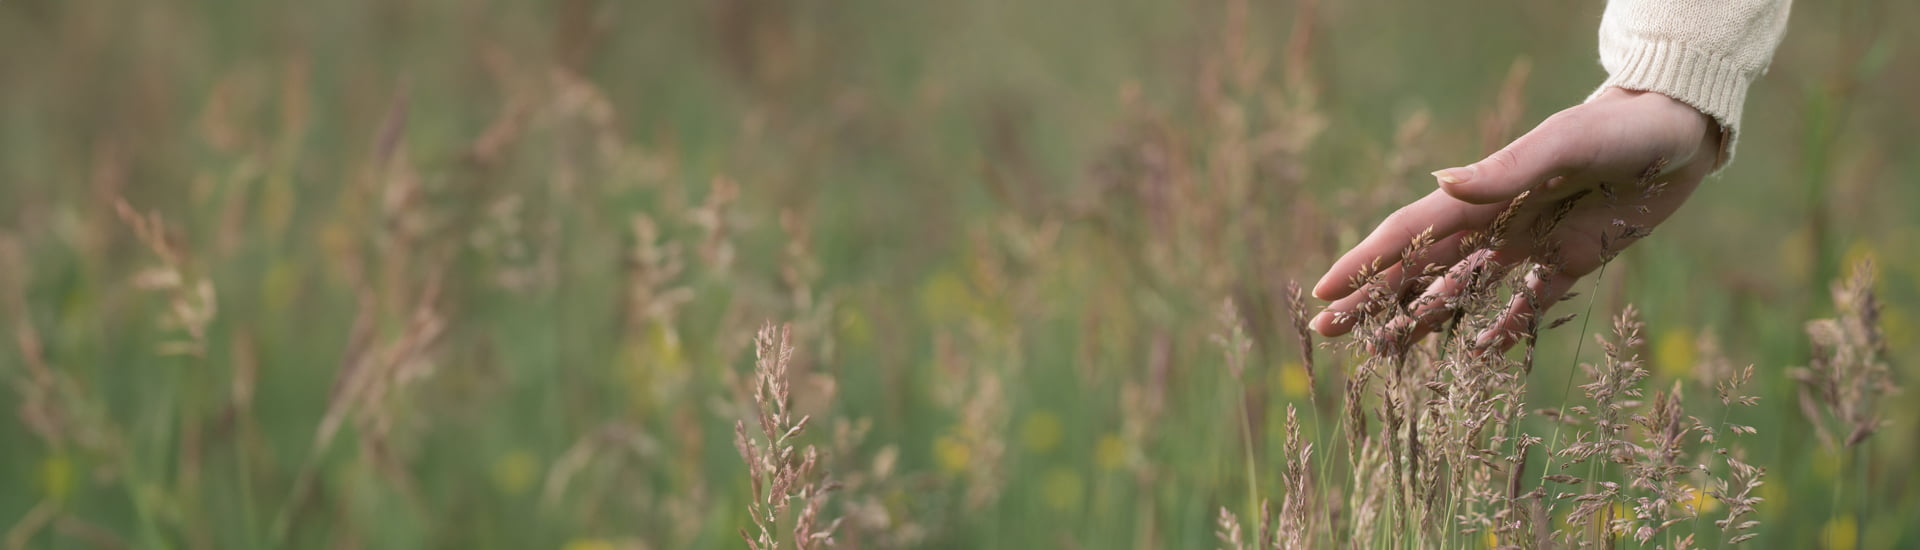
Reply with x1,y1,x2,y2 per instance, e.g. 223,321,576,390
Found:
1238,391,1262,536
1535,259,1612,542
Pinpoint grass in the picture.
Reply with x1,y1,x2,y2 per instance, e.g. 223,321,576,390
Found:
2,0,1918,548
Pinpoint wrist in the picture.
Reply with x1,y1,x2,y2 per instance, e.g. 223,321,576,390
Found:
1595,87,1725,168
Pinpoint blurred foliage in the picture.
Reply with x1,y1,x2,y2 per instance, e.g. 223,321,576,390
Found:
1,0,1916,548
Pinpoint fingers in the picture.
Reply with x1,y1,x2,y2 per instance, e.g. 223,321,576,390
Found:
1433,114,1591,205
1312,190,1488,302
1476,267,1584,352
1310,263,1404,337
1311,231,1470,337
1378,247,1516,347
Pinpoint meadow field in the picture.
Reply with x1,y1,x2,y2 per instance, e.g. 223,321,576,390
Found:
2,0,1916,548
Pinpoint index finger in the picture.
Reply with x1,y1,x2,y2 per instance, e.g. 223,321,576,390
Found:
1312,190,1497,301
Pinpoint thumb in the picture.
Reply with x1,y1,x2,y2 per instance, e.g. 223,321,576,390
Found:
1431,128,1580,205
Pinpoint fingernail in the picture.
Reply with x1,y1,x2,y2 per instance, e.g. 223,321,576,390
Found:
1312,310,1341,332
1310,275,1337,301
1432,166,1475,185
1311,286,1333,301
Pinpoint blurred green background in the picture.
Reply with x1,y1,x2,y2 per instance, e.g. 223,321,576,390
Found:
1,0,1915,548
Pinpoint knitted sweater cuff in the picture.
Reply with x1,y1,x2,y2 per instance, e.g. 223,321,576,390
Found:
1588,39,1752,165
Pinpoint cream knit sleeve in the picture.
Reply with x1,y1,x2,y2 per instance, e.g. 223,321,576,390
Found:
1590,0,1792,159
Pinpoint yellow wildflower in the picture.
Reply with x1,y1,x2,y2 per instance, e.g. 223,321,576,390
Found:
918,270,986,324
1758,479,1785,520
617,324,688,414
1021,410,1064,454
1681,483,1717,514
490,450,540,496
1655,328,1695,379
1094,434,1128,471
1559,502,1630,538
38,455,74,502
1278,361,1312,399
1823,515,1859,550
645,323,685,370
934,433,970,474
560,539,618,550
836,306,873,347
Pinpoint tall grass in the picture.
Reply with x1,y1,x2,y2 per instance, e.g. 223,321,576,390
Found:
1,0,1914,548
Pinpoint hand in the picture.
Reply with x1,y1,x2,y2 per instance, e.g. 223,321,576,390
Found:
1309,87,1723,351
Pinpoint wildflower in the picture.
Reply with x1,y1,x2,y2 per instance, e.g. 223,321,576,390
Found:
1822,515,1858,550
836,307,873,346
918,271,986,324
559,538,617,550
1093,434,1128,471
934,432,971,474
1680,483,1718,514
1020,411,1064,454
491,449,540,496
1655,327,1695,379
1278,361,1312,399
38,455,73,502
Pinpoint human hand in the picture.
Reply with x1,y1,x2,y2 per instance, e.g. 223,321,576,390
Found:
1309,87,1723,351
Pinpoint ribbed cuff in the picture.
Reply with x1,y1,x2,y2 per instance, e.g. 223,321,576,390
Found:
1588,39,1754,165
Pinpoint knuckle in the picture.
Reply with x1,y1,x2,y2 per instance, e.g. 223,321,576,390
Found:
1383,211,1431,240
1380,207,1415,232
1482,148,1523,174
1540,105,1594,131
